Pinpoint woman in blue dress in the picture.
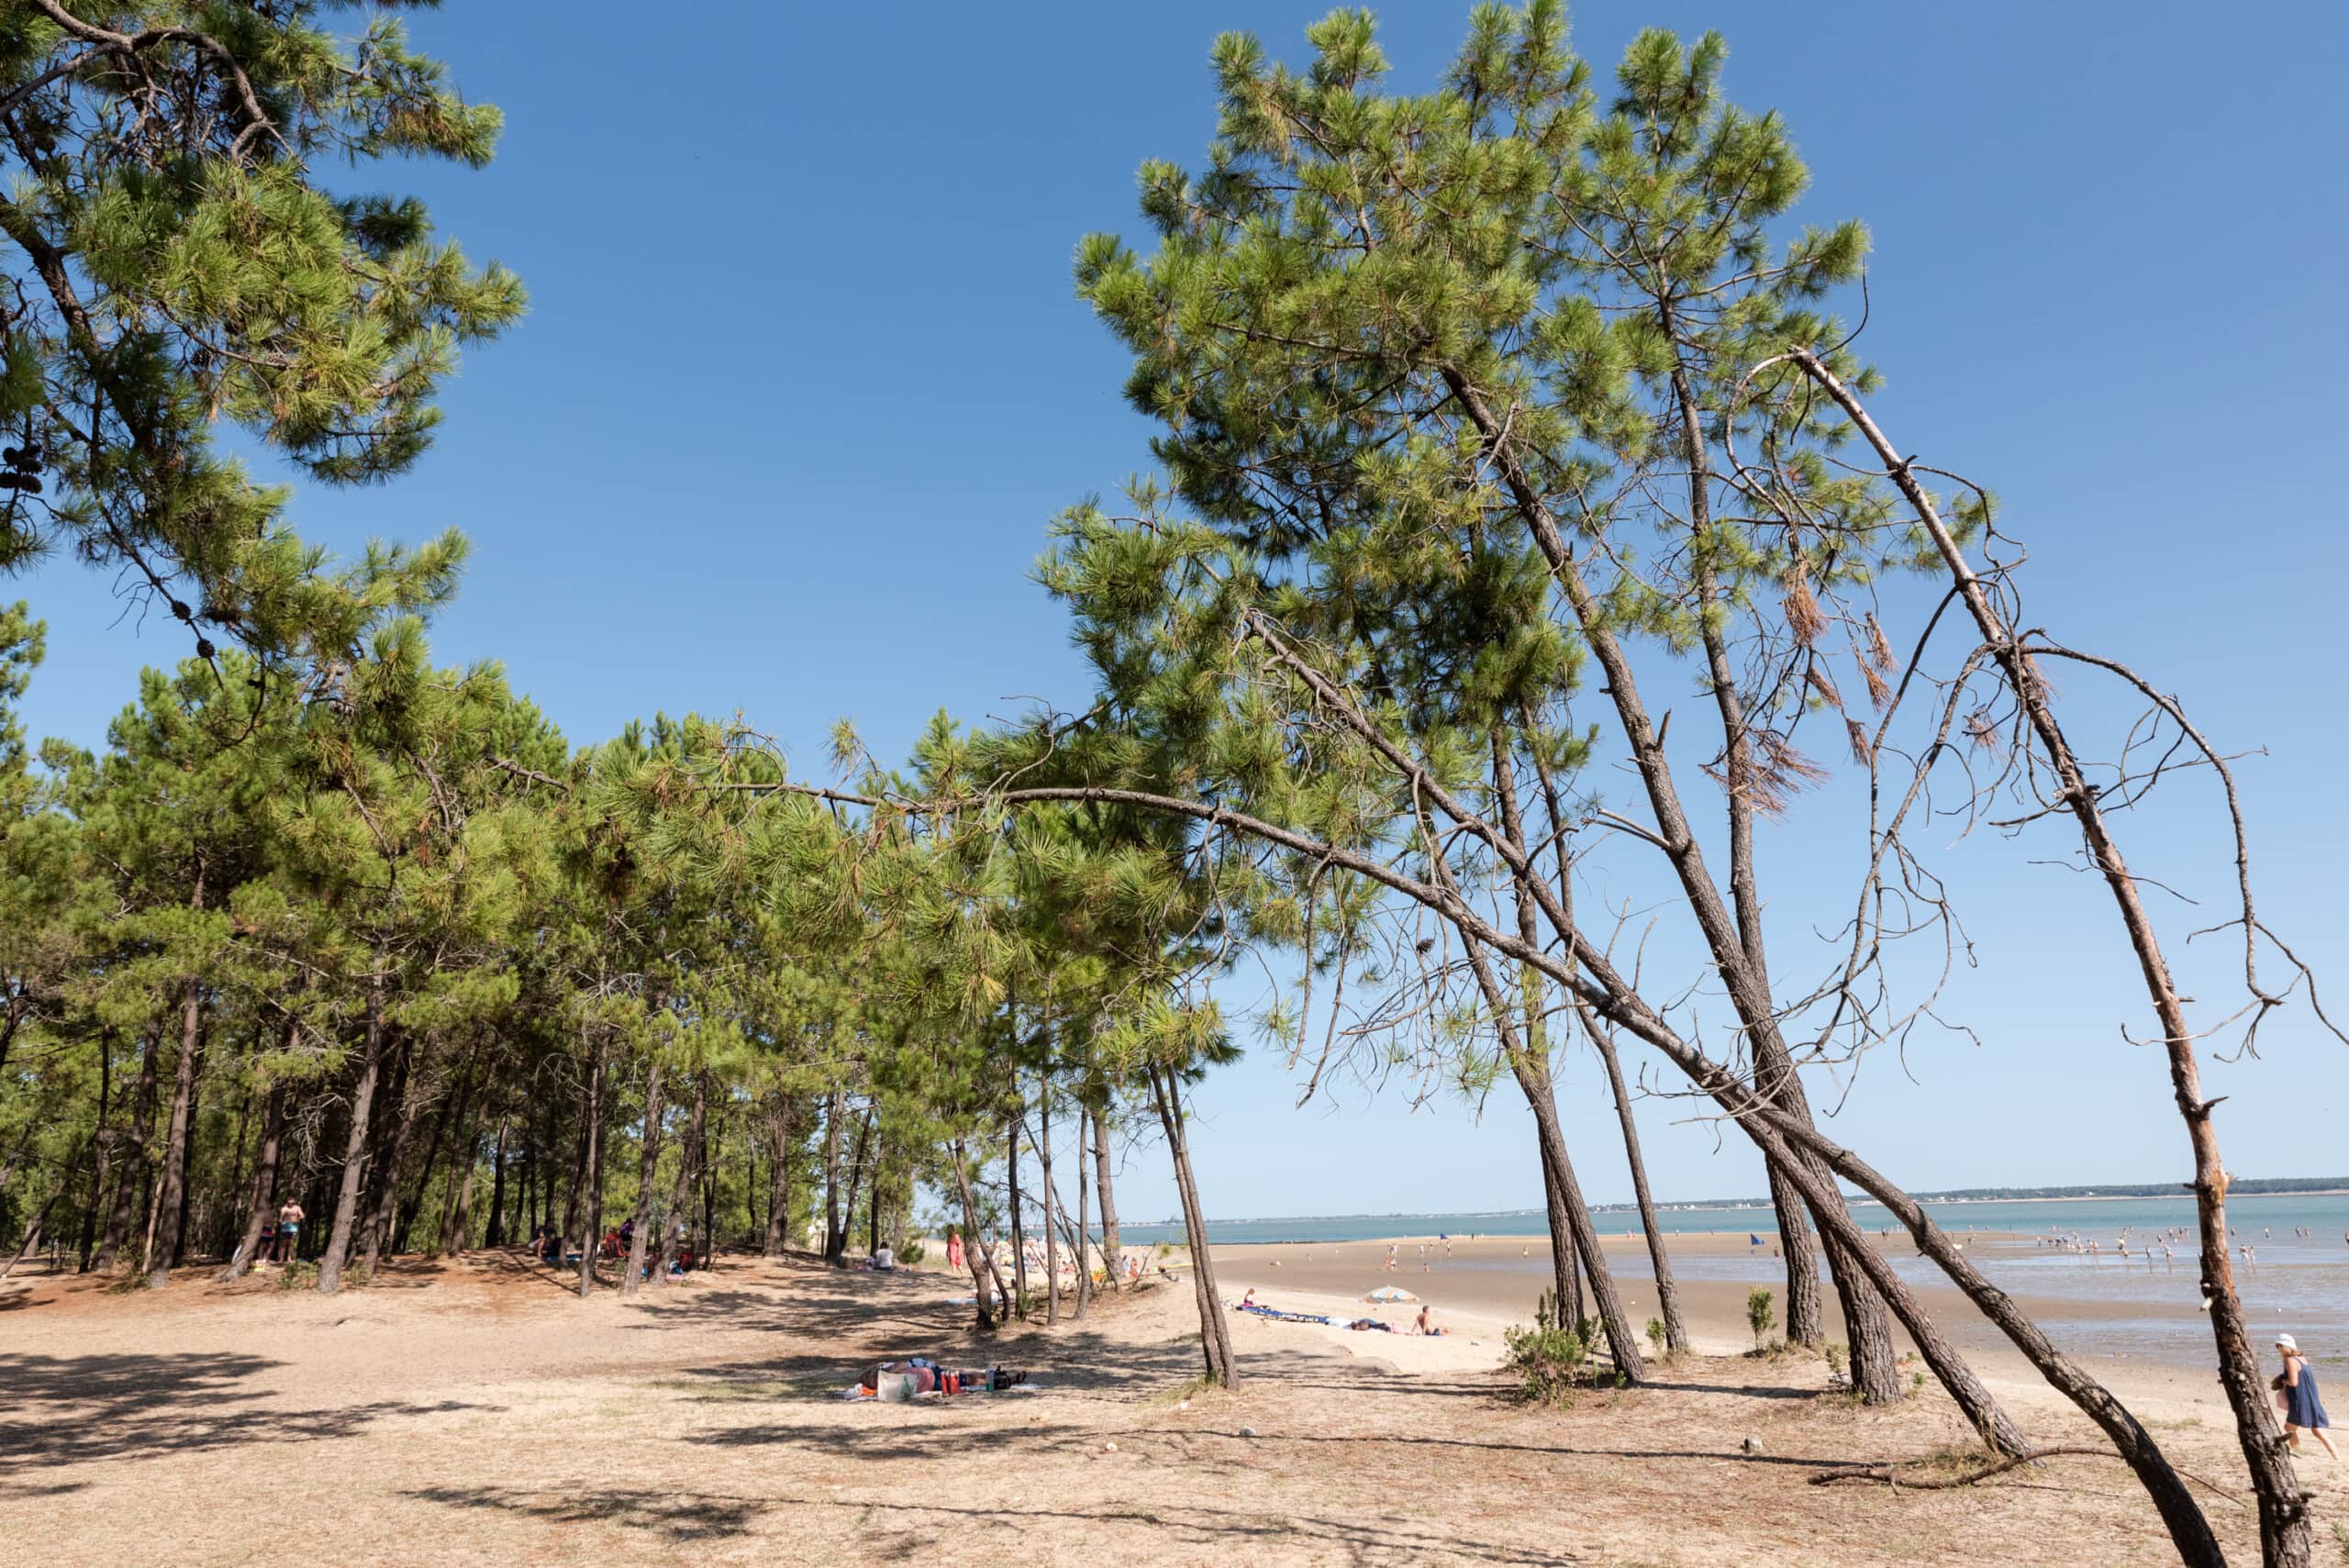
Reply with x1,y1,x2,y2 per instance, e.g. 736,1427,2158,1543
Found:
2277,1335,2339,1460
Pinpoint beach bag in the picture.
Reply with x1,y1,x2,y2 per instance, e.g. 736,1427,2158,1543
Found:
877,1373,916,1403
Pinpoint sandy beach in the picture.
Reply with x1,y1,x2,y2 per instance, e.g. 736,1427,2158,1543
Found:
3,1242,2302,1566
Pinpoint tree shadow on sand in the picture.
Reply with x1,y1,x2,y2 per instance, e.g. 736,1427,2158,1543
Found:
401,1484,1583,1564
619,1280,972,1344
658,1313,1339,1410
0,1351,499,1472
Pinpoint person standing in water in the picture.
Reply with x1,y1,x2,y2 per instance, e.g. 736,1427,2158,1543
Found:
2277,1335,2340,1461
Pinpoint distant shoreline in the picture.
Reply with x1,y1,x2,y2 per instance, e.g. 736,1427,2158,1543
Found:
1158,1180,2349,1230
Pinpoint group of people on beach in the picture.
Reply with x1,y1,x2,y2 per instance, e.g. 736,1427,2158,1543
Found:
941,1225,1147,1290
2040,1223,2192,1267
1236,1285,1453,1337
1378,1236,1457,1274
523,1219,698,1279
2037,1221,2349,1277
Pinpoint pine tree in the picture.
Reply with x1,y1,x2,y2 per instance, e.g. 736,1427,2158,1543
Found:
0,4,522,656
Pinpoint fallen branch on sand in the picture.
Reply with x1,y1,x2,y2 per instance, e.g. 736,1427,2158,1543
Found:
1811,1446,2248,1507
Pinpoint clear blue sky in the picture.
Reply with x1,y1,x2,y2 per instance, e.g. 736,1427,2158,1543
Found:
23,3,2348,1223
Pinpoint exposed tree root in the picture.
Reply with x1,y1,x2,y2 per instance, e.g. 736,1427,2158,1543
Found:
1811,1445,2248,1507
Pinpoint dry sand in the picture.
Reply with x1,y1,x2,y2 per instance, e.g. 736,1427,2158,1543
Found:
0,1244,2309,1566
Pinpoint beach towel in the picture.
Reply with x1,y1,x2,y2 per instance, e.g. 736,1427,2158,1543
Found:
1239,1302,1335,1325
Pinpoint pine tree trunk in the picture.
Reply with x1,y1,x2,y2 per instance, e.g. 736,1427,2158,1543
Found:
406,1059,478,1254
215,1069,254,1262
1756,1094,2211,1558
622,1058,663,1296
300,1130,336,1263
561,1078,589,1250
1073,1102,1091,1318
948,1139,996,1330
1532,1124,1578,1328
829,1100,871,1267
700,1104,717,1258
1455,381,1892,1396
362,1039,420,1273
220,1082,286,1282
1092,1100,1121,1289
658,1072,707,1281
1149,1065,1234,1386
763,1097,793,1257
1765,1162,1823,1341
1519,1060,1643,1382
318,982,389,1294
142,979,206,1288
1583,1005,1688,1354
483,1119,508,1251
1038,1077,1059,1323
1480,740,1633,1374
576,1029,607,1299
519,1126,538,1239
820,1088,844,1262
2,1180,62,1280
1790,347,2294,1565
439,1136,477,1254
98,1022,160,1273
1006,1106,1027,1315
169,1021,203,1269
77,1026,114,1273
866,1135,883,1259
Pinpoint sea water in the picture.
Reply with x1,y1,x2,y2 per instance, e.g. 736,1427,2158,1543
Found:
1124,1191,2349,1367
1120,1190,2349,1246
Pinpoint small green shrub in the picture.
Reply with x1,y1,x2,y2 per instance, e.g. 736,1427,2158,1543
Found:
898,1239,927,1266
1746,1287,1776,1348
1823,1342,1848,1387
1645,1318,1667,1354
1504,1321,1589,1407
276,1261,319,1292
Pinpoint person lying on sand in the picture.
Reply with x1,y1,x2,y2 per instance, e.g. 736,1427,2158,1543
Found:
858,1360,1030,1396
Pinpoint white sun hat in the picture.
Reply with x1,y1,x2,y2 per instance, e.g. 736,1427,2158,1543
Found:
2277,1334,2299,1351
